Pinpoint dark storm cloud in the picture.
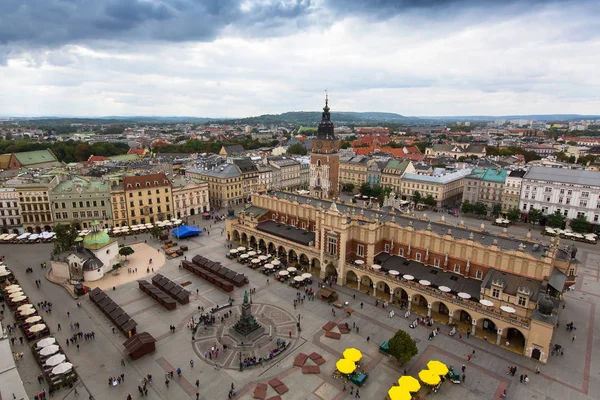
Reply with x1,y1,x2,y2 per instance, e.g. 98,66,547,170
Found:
0,0,313,58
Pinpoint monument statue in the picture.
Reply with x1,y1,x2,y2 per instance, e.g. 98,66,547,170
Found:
243,290,249,304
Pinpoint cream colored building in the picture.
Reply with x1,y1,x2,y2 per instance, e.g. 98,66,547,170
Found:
338,156,373,189
381,159,415,193
226,191,573,363
401,169,471,207
186,159,259,208
0,187,21,233
172,177,210,219
6,175,59,233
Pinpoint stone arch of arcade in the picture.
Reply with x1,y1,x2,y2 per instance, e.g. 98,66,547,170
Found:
311,258,321,276
249,235,257,248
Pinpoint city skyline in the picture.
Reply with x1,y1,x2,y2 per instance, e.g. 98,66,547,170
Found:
1,0,598,117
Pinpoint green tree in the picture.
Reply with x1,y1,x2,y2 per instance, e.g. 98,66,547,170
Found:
119,246,135,260
387,329,418,365
370,184,383,199
377,186,393,206
359,182,371,197
53,223,78,254
342,183,355,193
506,208,521,222
570,215,590,233
340,141,351,149
472,202,488,216
461,200,472,214
411,191,422,206
547,211,566,229
149,225,164,240
528,208,543,224
286,143,307,155
491,203,502,218
424,194,436,207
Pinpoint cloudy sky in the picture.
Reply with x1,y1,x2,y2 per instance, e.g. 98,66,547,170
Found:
1,0,598,118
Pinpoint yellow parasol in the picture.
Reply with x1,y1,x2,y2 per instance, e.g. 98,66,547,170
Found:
398,375,421,392
343,348,362,363
418,369,441,386
388,386,412,400
427,360,449,376
336,358,356,374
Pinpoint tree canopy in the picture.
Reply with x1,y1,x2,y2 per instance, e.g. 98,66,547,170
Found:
119,246,135,259
287,143,308,155
570,215,590,233
0,139,129,163
53,223,78,254
388,329,418,365
547,211,566,229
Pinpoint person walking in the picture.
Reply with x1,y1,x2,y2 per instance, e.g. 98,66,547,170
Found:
366,336,370,343
572,334,576,342
355,388,360,398
461,365,466,373
190,359,194,368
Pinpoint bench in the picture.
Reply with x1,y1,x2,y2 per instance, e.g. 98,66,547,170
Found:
324,331,341,340
302,365,320,374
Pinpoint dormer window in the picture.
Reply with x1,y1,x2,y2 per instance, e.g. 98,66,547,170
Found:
136,183,140,187
127,184,132,188
145,181,150,186
154,181,159,185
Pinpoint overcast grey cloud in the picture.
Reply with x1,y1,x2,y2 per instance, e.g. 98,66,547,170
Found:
0,0,599,117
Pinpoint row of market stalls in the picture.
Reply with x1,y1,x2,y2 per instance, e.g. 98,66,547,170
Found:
185,255,249,292
0,232,56,243
1,275,78,391
150,274,191,304
543,227,597,243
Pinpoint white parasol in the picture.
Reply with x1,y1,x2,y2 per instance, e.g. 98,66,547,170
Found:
479,299,494,307
36,337,56,348
500,306,516,313
29,323,46,333
403,275,414,281
371,264,381,270
7,287,22,294
457,292,471,300
293,276,305,282
12,295,27,302
258,255,268,261
287,267,297,272
51,362,73,375
9,291,24,298
40,344,60,356
237,247,246,252
355,260,364,265
19,304,35,312
247,251,257,257
251,258,260,264
45,354,66,366
229,249,238,254
272,260,281,266
6,284,20,290
278,270,289,276
263,264,274,269
419,280,431,286
240,254,249,259
388,270,400,276
20,308,36,316
25,315,42,323
438,286,452,293
302,273,312,279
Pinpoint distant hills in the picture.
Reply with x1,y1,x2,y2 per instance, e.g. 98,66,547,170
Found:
4,113,599,126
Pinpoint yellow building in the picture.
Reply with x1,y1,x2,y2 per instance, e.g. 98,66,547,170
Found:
226,191,573,363
338,156,373,189
172,177,210,219
6,175,59,233
110,173,174,226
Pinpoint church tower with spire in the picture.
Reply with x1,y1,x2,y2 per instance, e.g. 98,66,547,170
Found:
309,93,341,199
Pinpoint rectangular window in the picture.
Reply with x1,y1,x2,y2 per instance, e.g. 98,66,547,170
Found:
568,268,575,277
415,253,421,262
581,191,590,198
492,288,500,298
327,236,337,255
384,244,390,253
357,244,364,257
433,258,440,267
476,270,483,279
580,200,588,207
398,248,404,256
454,264,460,273
518,296,527,307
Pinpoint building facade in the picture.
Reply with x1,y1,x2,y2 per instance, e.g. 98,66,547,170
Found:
309,96,341,199
6,176,59,233
381,160,415,193
50,176,112,229
401,169,471,207
520,166,600,224
121,173,173,226
503,170,526,211
227,191,574,363
172,177,210,220
425,144,486,159
462,168,508,211
338,155,372,190
269,157,301,190
0,188,21,233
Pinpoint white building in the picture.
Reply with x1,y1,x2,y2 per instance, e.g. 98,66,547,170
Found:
520,166,600,223
171,177,210,219
0,187,21,233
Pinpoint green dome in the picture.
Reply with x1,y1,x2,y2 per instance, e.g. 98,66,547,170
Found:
83,221,111,250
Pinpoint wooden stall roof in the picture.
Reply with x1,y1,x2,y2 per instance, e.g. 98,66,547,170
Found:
123,332,156,352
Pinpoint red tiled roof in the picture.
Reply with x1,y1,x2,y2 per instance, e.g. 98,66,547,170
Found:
128,148,145,156
87,155,109,162
123,173,171,190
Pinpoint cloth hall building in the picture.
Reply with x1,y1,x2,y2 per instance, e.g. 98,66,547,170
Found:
227,191,576,363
